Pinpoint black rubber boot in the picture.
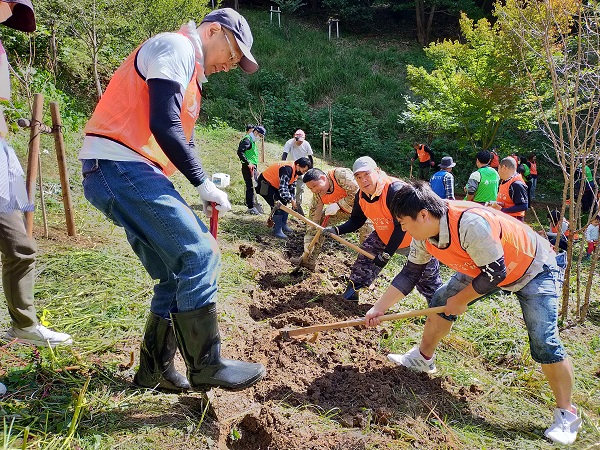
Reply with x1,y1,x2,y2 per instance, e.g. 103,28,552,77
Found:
133,312,190,392
281,212,292,233
171,304,266,391
342,280,362,302
272,214,288,239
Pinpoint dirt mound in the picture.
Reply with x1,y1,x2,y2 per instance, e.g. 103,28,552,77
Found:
214,231,469,448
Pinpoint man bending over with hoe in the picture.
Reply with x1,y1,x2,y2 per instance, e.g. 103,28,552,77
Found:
323,156,441,302
293,167,373,270
365,180,580,446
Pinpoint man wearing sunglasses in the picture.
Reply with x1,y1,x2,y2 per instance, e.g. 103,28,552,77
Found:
79,8,265,393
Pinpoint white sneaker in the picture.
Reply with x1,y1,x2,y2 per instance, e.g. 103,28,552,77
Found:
387,345,437,374
0,382,6,395
544,406,582,445
5,325,73,347
247,207,261,215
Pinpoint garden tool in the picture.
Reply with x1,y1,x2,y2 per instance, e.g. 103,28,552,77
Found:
290,215,330,274
279,306,446,340
277,202,375,260
266,202,280,228
209,202,219,239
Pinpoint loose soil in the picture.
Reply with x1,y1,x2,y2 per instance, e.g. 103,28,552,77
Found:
189,222,479,449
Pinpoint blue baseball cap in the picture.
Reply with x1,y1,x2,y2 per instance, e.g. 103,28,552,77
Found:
201,8,258,74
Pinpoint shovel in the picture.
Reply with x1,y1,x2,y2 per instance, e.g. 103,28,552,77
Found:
279,306,446,340
276,202,375,260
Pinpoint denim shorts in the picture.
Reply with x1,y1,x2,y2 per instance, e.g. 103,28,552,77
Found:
429,262,567,365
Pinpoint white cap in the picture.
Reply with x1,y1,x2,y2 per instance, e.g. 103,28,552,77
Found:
352,156,377,173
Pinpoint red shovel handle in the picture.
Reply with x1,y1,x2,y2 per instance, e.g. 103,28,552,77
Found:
209,202,218,239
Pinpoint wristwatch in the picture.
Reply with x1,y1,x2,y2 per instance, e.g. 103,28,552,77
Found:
380,252,391,261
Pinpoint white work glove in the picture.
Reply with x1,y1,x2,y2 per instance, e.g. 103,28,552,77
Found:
324,202,340,216
196,179,231,218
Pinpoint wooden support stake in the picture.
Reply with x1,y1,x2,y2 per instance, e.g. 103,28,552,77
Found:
25,93,44,237
50,102,76,236
37,153,49,238
260,135,265,163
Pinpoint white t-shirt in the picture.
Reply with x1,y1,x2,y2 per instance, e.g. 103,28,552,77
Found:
283,138,313,162
79,24,204,162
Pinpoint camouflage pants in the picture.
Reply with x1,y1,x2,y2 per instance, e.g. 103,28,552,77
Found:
302,210,374,267
349,231,442,302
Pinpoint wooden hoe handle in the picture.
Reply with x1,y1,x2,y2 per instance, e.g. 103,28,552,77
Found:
280,306,446,338
277,202,374,260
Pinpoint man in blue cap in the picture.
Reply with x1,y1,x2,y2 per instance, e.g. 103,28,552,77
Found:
79,8,265,393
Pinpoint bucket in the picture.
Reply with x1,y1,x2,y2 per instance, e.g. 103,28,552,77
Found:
212,173,230,188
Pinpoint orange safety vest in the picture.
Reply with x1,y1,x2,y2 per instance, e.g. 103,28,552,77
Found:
319,170,348,208
359,175,412,247
550,220,570,237
497,174,526,219
425,201,536,286
84,37,202,176
529,161,537,176
261,161,298,189
416,144,430,163
490,151,500,169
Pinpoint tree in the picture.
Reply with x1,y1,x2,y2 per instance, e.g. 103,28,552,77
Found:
497,0,600,322
385,0,483,46
402,13,536,151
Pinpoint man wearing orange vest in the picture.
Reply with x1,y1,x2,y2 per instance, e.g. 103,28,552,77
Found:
411,142,435,180
256,158,312,239
366,180,580,446
324,156,441,302
79,9,265,393
528,154,538,200
294,167,373,270
489,157,528,222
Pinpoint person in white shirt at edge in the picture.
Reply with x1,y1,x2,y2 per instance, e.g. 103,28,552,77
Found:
282,129,313,216
1,0,73,385
79,8,265,393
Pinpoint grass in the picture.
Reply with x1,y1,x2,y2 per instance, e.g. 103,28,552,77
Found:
1,123,599,448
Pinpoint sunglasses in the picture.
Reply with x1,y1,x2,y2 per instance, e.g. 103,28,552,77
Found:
222,31,239,70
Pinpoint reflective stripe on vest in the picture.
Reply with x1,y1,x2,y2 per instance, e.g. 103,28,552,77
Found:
359,175,411,247
84,38,202,176
497,174,526,218
425,201,536,286
417,145,430,163
319,170,347,206
261,161,297,188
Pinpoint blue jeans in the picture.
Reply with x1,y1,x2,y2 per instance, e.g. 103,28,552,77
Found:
429,260,567,364
81,159,220,318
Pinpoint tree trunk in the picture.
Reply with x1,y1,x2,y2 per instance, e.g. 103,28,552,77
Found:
415,0,426,46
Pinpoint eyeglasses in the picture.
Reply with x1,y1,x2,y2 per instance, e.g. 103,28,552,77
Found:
222,31,239,70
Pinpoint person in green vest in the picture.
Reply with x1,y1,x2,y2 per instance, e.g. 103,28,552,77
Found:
465,150,500,204
238,124,266,214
